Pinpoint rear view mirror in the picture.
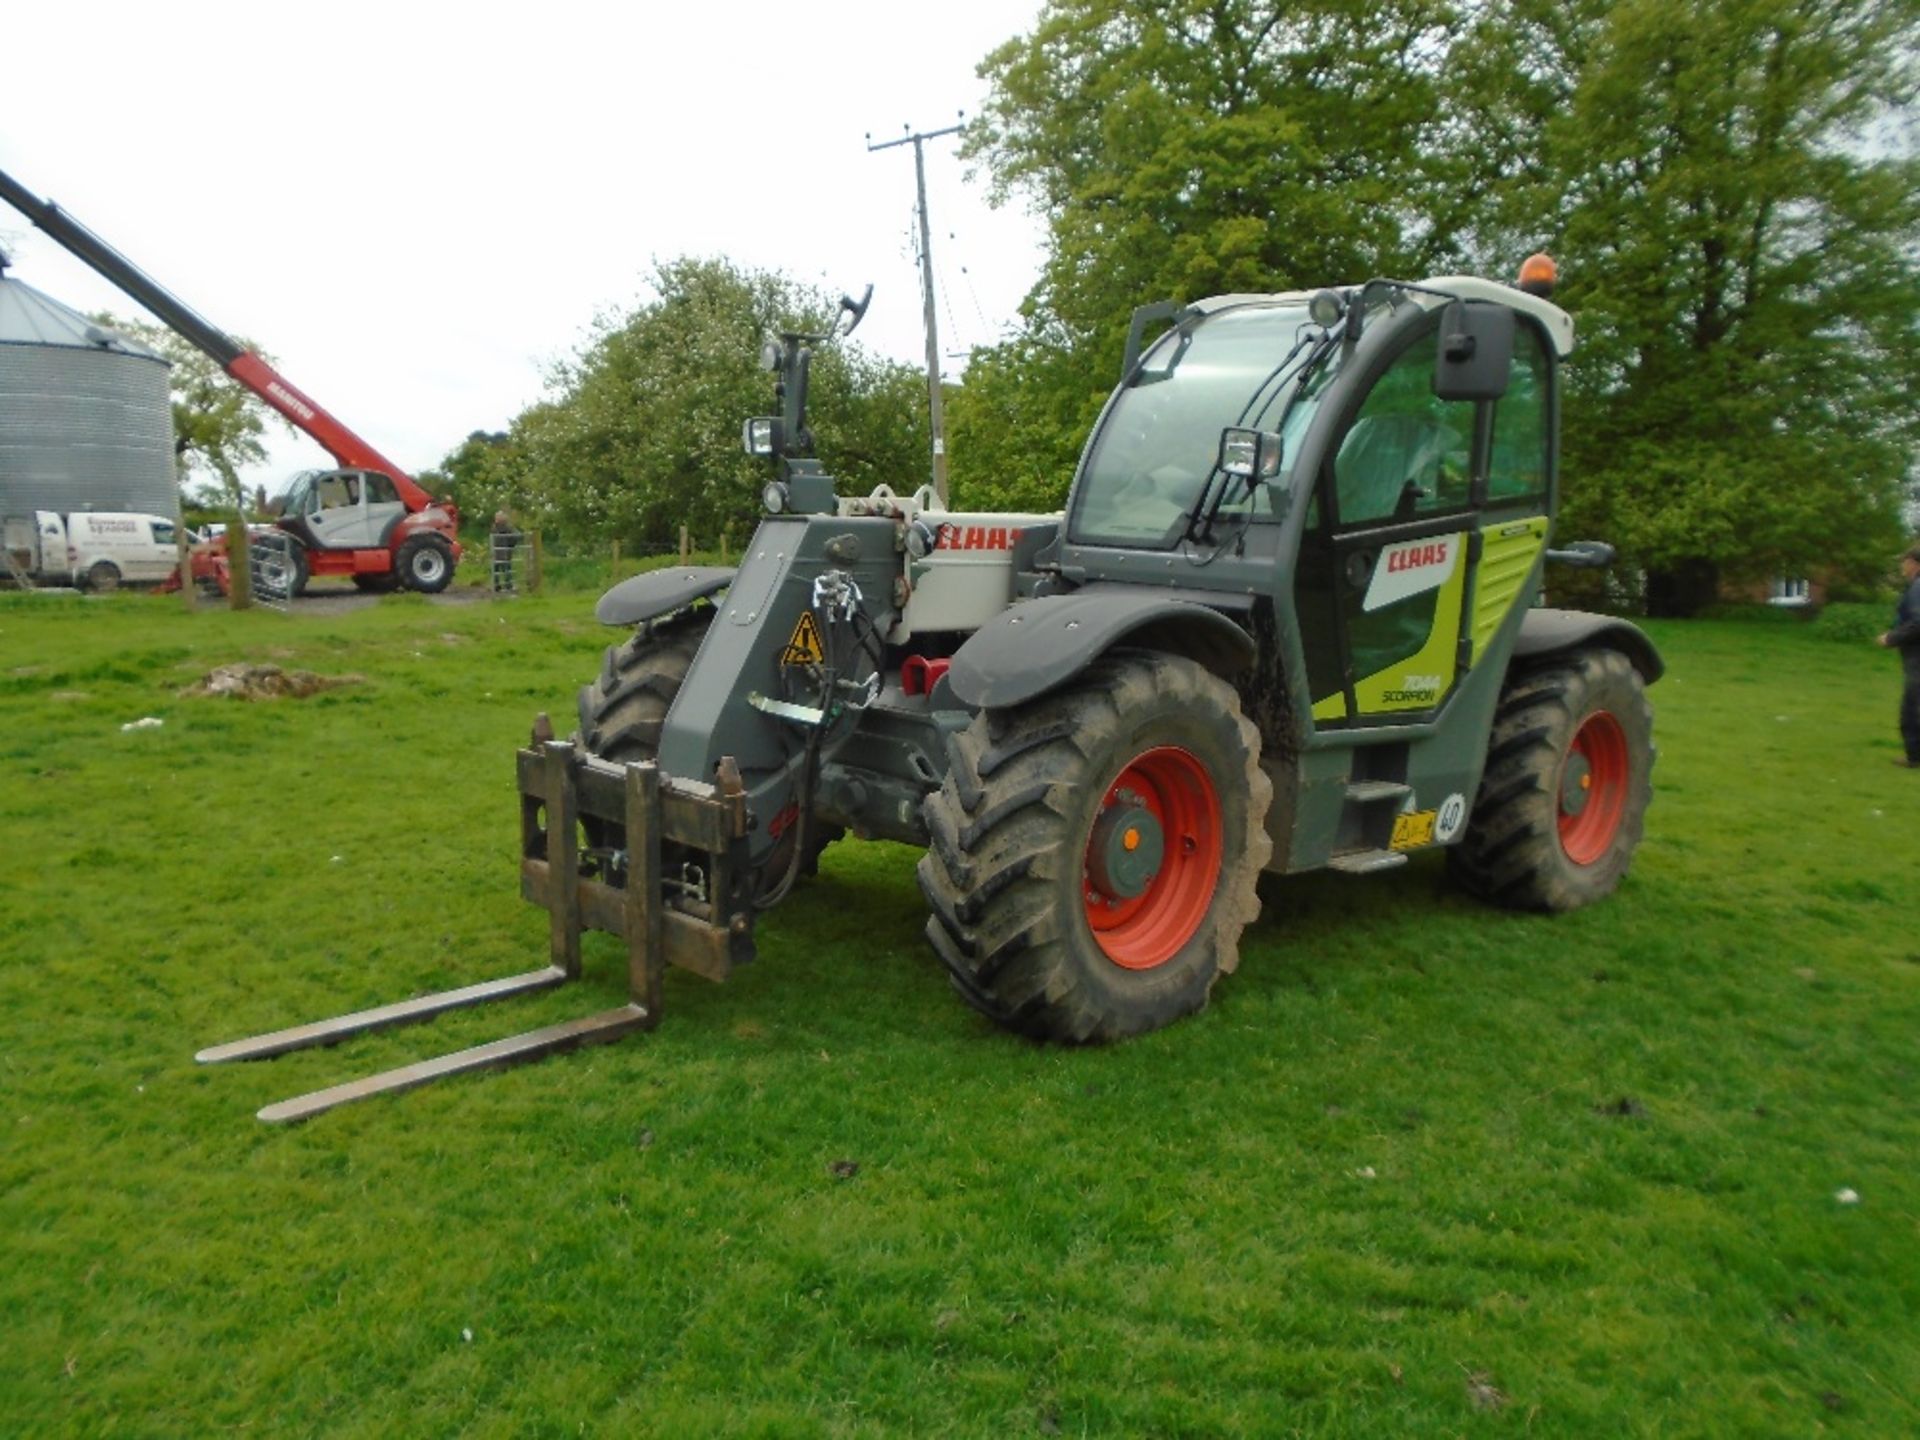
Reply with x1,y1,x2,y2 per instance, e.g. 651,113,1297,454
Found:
1433,302,1514,401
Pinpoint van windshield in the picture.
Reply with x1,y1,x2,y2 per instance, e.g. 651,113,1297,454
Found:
1067,304,1335,549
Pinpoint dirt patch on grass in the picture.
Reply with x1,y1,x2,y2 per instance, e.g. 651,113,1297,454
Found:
181,663,364,700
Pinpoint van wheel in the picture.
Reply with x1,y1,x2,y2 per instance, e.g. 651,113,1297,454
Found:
87,561,121,593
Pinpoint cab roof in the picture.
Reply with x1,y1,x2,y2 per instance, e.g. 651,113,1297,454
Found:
1193,276,1576,358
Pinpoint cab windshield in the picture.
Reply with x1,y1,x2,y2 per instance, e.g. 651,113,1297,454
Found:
1068,303,1335,549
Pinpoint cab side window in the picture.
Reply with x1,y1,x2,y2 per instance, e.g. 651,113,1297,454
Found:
316,475,356,511
1331,332,1474,526
365,473,399,505
1487,325,1549,503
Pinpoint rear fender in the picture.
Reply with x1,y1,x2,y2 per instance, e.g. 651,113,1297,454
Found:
595,565,736,627
947,586,1254,709
1514,608,1664,683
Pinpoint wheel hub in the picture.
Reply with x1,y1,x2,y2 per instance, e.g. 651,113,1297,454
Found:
1081,747,1223,971
1558,711,1630,866
1087,792,1164,901
1560,752,1593,815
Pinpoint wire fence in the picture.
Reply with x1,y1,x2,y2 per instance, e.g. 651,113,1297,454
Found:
484,526,740,597
197,524,742,611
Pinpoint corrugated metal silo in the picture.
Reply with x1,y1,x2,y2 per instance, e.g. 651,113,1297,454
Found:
0,251,178,519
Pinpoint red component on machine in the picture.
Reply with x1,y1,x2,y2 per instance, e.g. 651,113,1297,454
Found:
0,168,461,596
900,655,951,696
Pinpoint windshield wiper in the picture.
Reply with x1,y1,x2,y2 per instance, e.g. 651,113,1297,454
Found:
1181,325,1340,546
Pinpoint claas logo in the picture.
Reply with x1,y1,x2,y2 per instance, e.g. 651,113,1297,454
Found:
935,524,1022,552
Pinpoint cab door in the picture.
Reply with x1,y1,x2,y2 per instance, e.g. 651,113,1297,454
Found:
135,517,178,581
1297,313,1550,728
302,471,370,550
1296,323,1477,726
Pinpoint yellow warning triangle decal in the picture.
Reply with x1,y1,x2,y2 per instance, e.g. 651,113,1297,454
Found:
781,610,826,666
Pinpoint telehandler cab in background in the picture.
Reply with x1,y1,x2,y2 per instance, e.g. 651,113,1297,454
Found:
202,258,1661,1122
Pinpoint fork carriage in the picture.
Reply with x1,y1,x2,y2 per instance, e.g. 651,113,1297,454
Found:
197,722,754,1123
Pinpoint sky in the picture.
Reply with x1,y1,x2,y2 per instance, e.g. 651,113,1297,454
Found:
0,0,1049,496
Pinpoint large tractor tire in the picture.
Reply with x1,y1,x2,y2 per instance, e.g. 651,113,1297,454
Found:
397,535,455,594
577,608,841,879
919,651,1271,1043
578,609,712,763
1448,647,1654,912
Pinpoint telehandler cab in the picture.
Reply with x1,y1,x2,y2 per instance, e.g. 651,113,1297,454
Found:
202,260,1660,1121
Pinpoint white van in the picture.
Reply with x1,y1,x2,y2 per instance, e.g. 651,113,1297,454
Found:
1,510,182,590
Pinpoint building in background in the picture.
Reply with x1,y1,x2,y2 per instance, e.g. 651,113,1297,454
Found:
0,248,177,521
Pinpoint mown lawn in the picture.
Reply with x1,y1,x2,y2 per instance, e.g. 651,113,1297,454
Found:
1,590,1915,1437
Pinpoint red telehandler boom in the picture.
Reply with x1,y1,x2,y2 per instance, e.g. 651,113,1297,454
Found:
0,167,461,594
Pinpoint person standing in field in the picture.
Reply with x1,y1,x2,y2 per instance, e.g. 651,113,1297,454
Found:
491,509,523,593
1879,544,1920,768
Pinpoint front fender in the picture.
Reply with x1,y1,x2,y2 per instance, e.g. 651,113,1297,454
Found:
947,586,1255,710
595,565,735,626
1515,608,1664,683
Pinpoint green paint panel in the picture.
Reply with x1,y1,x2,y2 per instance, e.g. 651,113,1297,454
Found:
1472,516,1549,661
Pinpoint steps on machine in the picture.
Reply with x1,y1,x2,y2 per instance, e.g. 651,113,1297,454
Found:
1343,779,1411,805
1326,848,1410,874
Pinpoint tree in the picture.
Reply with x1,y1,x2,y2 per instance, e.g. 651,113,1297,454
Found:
952,0,1471,509
92,313,287,511
496,258,931,547
418,430,524,530
1459,0,1920,612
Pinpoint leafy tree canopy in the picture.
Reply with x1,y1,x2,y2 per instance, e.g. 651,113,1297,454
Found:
1464,0,1920,606
475,258,932,547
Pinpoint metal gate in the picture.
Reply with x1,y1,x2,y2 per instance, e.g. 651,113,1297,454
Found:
490,529,527,596
250,532,296,612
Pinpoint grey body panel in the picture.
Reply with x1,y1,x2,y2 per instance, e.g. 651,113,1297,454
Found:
1515,608,1664,682
946,587,1255,710
596,565,736,627
656,519,944,868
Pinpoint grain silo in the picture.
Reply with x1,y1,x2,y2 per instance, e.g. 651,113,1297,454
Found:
0,248,177,521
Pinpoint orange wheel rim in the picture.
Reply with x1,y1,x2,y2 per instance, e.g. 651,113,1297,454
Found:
1559,712,1628,865
1083,746,1223,970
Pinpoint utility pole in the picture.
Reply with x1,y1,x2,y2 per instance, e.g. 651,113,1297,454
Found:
867,116,962,507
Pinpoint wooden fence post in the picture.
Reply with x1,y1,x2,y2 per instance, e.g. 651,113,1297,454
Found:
226,517,251,611
720,527,729,564
611,538,621,583
529,530,544,594
175,526,194,612
678,525,690,562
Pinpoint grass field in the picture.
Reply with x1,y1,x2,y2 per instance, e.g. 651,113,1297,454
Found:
1,589,1915,1437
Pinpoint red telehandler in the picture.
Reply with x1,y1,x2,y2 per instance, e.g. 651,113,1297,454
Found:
0,167,461,594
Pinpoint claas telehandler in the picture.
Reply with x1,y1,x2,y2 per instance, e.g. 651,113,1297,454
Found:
202,259,1660,1121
